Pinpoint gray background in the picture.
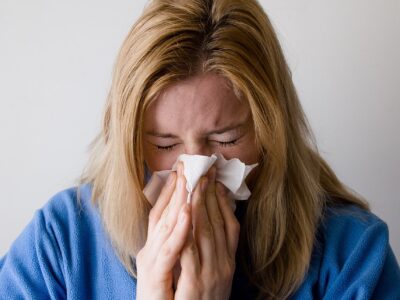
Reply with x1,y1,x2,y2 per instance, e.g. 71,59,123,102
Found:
1,0,399,260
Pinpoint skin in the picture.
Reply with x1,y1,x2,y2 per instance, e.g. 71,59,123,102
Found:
137,73,260,299
143,73,259,173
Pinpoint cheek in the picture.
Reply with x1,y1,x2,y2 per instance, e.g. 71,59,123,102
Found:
229,147,258,165
143,148,178,172
221,135,259,165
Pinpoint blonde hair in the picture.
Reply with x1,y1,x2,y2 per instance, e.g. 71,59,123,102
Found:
78,0,368,298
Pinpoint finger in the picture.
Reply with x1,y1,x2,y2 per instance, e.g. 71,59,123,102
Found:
204,166,227,261
149,163,187,251
148,171,177,235
216,182,240,260
180,228,200,279
191,176,216,271
164,162,188,228
155,203,192,274
175,229,201,299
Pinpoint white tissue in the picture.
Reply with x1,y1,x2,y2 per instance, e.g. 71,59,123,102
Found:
143,153,258,206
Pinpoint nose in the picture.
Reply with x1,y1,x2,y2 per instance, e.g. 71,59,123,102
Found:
184,142,213,157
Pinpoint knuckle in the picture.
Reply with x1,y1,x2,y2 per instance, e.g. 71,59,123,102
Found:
160,245,172,258
202,270,218,287
188,242,198,255
213,264,234,286
161,222,173,235
213,215,225,227
202,223,214,237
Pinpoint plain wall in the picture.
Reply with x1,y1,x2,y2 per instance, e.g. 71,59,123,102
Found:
1,0,399,260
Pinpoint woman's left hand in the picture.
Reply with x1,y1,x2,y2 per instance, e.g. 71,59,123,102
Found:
174,166,240,300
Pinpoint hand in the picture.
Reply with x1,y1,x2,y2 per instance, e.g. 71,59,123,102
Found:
136,163,191,300
174,166,240,300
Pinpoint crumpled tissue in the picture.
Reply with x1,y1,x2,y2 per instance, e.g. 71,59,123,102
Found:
143,153,258,208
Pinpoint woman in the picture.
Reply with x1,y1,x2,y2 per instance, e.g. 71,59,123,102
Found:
1,0,399,299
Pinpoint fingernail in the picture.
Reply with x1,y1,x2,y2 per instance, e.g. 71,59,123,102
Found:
201,177,208,193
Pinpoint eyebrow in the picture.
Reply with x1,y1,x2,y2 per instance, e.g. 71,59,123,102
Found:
145,118,250,138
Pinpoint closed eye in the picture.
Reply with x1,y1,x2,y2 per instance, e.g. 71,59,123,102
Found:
154,138,240,152
156,144,177,151
216,139,238,147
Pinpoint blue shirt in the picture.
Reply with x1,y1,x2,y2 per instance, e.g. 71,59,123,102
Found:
1,184,399,299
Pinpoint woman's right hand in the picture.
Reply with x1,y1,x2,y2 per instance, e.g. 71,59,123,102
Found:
136,163,191,300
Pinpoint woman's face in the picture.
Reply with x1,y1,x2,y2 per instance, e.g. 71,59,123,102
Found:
143,73,260,186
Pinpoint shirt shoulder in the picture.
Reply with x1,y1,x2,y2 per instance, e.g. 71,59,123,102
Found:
41,183,94,216
36,184,106,261
292,203,400,299
319,203,387,260
0,184,136,299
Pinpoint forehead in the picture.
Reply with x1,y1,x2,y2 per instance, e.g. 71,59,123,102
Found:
144,74,250,132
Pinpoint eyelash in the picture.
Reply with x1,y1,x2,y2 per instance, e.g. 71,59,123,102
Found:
218,139,238,147
155,139,239,151
156,145,175,151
